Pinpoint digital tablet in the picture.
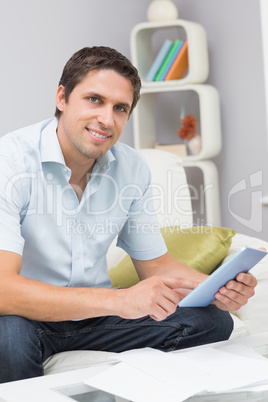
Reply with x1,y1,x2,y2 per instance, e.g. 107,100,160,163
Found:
178,247,267,308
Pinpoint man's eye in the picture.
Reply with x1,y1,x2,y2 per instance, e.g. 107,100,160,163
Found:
89,97,99,103
115,105,126,113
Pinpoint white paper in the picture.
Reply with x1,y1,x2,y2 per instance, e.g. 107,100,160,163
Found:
117,347,205,383
85,362,204,402
218,343,268,361
173,346,268,392
85,344,268,402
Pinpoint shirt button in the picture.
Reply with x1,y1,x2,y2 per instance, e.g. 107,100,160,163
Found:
75,254,81,260
46,173,54,181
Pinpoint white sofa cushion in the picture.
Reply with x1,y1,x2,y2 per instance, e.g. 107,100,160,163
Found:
138,149,193,228
229,314,248,339
44,350,118,375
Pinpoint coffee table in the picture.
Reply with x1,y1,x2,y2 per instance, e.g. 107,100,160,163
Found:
0,332,267,402
0,363,130,402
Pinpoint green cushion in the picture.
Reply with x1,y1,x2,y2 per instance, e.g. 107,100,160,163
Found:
108,226,237,288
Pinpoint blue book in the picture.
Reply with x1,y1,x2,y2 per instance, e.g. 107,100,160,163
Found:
154,40,184,81
146,39,173,82
161,40,184,80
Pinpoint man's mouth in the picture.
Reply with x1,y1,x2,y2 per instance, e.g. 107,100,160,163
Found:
86,128,111,142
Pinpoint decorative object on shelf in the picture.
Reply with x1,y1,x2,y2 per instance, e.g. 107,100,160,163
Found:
186,133,202,155
147,0,179,22
154,143,186,157
177,114,202,155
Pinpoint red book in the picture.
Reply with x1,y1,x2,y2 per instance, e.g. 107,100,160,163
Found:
164,40,188,81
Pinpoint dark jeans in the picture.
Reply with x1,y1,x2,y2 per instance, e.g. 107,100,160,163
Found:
0,305,233,383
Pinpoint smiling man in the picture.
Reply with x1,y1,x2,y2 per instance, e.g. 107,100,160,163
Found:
56,68,133,201
0,46,257,383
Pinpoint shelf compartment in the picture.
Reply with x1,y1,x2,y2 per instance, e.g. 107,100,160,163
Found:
133,84,222,161
131,19,209,87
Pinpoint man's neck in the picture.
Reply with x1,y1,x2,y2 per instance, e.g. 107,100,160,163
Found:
68,161,95,202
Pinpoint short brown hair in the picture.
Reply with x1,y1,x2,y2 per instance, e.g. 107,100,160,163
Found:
55,46,141,118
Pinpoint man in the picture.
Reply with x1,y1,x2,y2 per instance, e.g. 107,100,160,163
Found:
0,46,256,383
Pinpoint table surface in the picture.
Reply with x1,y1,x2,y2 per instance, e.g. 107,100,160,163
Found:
1,332,268,402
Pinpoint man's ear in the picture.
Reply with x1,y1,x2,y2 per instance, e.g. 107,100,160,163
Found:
55,85,66,112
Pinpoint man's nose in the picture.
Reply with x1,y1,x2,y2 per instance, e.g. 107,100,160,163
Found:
97,105,115,128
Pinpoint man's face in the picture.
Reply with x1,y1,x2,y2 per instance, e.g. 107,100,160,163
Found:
56,69,134,167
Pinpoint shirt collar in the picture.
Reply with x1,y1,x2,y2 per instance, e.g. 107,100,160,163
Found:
40,118,66,165
40,117,116,172
94,148,115,174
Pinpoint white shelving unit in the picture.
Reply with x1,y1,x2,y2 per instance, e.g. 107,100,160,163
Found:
130,19,223,226
183,160,221,226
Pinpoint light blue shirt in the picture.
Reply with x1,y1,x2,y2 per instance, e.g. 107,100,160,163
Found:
0,118,167,288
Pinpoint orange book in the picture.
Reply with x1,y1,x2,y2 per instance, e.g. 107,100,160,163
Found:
164,40,188,81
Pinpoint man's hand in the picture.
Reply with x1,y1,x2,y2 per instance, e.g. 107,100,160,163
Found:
131,252,258,315
117,276,198,321
213,272,257,311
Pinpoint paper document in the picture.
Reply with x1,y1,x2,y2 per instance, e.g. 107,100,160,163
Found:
86,362,204,402
116,347,206,383
86,344,268,402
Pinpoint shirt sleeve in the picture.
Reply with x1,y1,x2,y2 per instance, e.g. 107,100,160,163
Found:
116,165,167,260
0,156,25,254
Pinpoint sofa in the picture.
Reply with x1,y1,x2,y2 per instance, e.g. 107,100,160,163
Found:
43,149,268,375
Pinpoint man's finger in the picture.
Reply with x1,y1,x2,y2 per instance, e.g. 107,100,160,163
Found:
160,276,200,291
235,272,257,287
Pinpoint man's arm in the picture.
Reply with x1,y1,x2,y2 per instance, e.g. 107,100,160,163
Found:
0,250,198,322
0,250,120,321
132,252,257,312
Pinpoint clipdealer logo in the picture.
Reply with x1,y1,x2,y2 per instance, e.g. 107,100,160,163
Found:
228,170,263,232
5,168,216,231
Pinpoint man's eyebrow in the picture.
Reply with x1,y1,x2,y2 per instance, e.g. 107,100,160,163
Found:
85,91,105,99
81,91,104,102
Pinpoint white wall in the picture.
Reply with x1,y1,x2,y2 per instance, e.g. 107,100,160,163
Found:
0,0,151,143
1,0,268,240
